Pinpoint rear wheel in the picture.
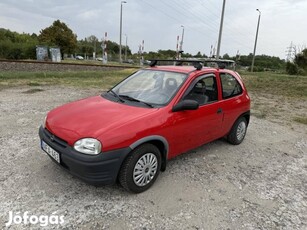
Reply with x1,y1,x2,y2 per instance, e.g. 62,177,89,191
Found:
119,144,161,193
227,117,247,145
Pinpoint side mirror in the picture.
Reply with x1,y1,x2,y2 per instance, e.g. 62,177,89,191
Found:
172,100,199,112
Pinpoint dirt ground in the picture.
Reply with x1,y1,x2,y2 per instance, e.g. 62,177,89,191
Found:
0,86,306,230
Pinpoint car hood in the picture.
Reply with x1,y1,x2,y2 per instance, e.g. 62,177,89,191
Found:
46,96,159,145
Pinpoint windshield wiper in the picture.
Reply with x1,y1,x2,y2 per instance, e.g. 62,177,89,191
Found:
108,90,124,103
119,94,154,108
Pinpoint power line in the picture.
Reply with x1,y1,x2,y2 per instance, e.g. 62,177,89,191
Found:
175,0,255,47
140,0,214,39
139,0,256,55
160,0,219,36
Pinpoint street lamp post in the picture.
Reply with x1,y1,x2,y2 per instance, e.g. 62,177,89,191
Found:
251,9,261,72
119,1,127,63
125,34,128,61
179,25,184,59
216,0,226,60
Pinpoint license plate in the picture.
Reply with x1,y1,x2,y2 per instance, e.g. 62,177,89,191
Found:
41,140,60,163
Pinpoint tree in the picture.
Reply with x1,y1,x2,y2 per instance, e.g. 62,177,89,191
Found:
237,53,285,71
294,49,307,69
0,28,38,59
194,51,202,58
223,53,230,59
39,20,77,59
77,39,93,58
86,35,99,53
286,48,307,75
286,62,298,75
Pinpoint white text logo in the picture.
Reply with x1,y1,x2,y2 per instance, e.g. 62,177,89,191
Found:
5,211,65,227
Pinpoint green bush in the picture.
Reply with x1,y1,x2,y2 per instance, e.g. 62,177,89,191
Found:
286,62,298,75
0,28,38,59
298,68,306,76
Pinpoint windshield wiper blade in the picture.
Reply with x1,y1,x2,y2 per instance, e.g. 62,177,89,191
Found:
108,90,124,102
119,94,154,108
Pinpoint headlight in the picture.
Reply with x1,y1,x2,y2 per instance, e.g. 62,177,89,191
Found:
74,138,102,155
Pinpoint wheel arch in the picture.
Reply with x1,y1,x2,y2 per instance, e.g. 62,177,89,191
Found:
227,110,250,136
129,135,169,171
241,110,250,126
226,111,250,145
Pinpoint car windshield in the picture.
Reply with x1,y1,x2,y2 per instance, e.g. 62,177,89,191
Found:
111,70,187,106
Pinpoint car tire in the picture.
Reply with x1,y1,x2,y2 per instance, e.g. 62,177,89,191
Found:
227,117,247,145
119,144,161,193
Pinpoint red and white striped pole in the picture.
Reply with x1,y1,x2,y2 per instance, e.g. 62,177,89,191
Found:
103,32,108,64
139,40,144,65
176,35,179,60
142,40,144,64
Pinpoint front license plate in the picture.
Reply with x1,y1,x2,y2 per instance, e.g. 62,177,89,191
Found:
41,140,60,163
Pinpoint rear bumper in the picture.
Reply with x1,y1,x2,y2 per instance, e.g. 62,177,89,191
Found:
39,126,131,186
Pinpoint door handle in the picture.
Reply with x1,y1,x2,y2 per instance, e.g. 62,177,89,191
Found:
217,108,223,114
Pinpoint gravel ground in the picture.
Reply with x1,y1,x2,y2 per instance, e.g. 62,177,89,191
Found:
0,86,306,230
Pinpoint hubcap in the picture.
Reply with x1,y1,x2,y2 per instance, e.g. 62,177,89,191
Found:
236,121,246,141
133,153,158,187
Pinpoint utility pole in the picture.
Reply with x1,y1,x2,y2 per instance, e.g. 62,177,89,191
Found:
251,9,261,72
216,0,226,60
125,34,128,61
119,1,127,63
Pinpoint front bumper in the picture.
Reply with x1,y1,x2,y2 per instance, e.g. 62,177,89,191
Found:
39,126,131,186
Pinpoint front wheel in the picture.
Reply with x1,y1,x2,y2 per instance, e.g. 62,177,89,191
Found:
119,144,161,193
227,117,247,145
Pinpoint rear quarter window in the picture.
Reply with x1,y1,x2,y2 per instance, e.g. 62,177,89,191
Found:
220,73,243,99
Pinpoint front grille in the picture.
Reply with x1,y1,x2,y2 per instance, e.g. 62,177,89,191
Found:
44,128,68,148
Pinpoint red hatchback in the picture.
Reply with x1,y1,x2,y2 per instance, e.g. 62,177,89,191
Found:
39,60,250,193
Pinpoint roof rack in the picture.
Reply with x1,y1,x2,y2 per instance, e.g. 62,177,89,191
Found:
148,59,234,70
149,59,204,70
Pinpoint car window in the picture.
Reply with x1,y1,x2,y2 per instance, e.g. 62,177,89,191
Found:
220,73,242,99
112,70,187,106
183,75,218,106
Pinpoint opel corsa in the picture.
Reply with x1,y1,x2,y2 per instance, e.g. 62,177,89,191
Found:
39,61,250,193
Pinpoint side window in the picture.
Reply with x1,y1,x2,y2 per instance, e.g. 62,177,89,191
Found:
183,75,218,106
220,73,242,99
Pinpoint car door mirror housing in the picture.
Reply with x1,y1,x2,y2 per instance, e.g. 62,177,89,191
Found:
172,100,199,112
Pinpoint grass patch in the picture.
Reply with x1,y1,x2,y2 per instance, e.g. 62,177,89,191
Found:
293,117,307,125
1,69,306,99
0,69,138,90
240,71,307,98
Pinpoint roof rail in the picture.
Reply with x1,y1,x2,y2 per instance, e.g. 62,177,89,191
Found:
149,59,203,70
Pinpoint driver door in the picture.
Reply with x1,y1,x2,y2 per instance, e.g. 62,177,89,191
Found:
168,74,224,157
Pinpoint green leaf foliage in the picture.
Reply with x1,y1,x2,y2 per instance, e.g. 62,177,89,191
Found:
0,28,38,59
38,20,77,58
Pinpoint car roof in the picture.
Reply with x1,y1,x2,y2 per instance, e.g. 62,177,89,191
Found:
146,65,218,74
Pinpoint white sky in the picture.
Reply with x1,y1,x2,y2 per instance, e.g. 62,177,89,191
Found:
0,0,306,59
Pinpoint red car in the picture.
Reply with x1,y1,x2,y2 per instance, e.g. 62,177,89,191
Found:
39,60,250,193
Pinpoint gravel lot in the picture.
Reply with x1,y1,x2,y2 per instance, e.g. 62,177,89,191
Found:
0,86,306,229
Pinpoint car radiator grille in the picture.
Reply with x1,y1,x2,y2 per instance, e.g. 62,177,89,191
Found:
43,128,68,148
